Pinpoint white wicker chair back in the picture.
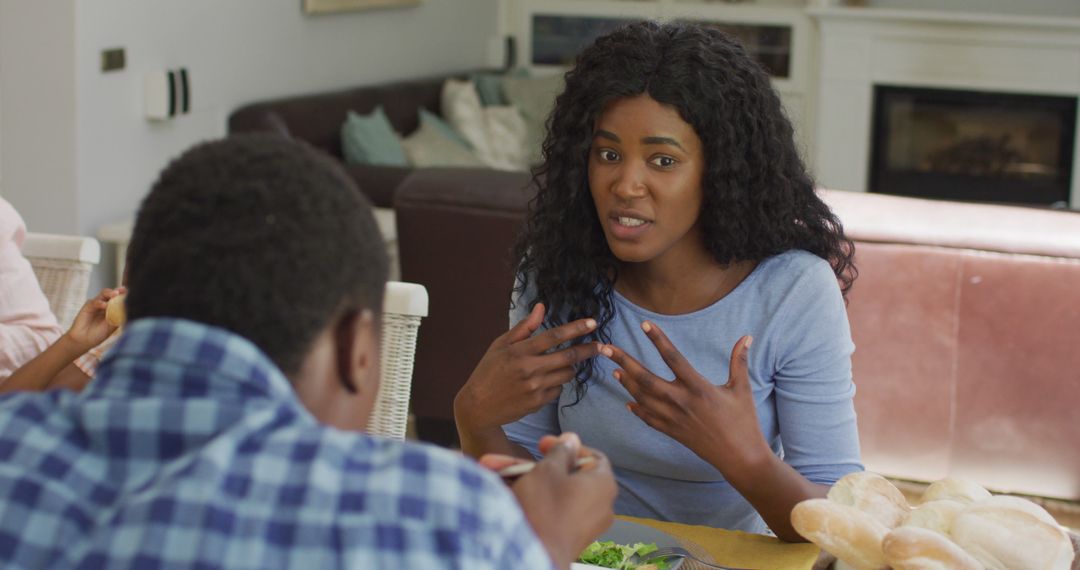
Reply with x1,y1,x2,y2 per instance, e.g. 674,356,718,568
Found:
22,233,101,329
369,281,428,440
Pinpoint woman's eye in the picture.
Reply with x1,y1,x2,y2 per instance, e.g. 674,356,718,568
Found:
651,156,677,168
598,149,619,162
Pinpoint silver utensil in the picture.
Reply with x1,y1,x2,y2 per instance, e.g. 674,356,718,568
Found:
633,545,748,570
496,455,596,479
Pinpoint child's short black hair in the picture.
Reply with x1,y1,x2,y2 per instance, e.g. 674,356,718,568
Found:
125,134,388,375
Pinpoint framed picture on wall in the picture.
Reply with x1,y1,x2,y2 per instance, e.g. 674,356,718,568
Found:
303,0,421,15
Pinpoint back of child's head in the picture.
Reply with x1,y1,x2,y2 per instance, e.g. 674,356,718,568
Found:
125,134,388,375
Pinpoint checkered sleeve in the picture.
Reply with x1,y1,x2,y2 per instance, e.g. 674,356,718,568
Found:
450,452,556,569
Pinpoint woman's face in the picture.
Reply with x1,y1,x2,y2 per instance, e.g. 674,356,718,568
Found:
588,94,707,267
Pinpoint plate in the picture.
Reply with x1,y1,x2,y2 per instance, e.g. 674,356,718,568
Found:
573,519,685,569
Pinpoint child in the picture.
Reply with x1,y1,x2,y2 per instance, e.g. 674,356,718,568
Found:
0,135,616,568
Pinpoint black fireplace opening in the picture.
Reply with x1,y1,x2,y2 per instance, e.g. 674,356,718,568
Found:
869,85,1077,207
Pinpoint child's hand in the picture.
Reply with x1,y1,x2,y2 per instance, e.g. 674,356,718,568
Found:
65,287,126,353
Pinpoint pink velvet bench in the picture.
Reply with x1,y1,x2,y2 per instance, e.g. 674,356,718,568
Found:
821,189,1080,502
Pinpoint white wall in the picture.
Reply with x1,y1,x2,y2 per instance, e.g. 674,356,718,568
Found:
1,0,500,290
0,1,78,233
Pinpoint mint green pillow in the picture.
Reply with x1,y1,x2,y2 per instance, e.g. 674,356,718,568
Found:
419,109,471,149
341,107,407,166
471,68,529,106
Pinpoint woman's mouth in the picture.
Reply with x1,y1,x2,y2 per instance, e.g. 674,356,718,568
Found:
610,215,652,239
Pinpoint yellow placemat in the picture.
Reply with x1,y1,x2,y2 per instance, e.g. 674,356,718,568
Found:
620,516,821,570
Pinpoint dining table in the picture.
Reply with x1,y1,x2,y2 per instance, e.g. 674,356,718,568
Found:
618,515,827,570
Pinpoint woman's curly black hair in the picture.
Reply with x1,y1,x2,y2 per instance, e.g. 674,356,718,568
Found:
513,20,856,404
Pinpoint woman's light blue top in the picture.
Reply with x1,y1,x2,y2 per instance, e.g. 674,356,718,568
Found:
504,250,863,533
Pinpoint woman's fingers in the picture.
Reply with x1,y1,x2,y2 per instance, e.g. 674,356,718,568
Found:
726,336,753,391
529,343,600,380
520,317,597,354
601,345,664,399
640,321,706,388
504,302,546,345
626,402,664,430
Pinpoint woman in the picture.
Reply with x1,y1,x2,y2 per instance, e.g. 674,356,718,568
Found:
455,21,862,542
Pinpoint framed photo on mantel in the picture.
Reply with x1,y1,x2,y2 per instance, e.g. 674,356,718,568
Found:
303,0,421,15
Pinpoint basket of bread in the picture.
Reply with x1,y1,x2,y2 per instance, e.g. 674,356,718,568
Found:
791,472,1078,570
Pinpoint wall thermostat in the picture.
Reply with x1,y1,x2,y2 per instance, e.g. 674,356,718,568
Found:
144,68,190,121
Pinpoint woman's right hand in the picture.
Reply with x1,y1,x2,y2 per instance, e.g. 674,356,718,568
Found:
454,303,600,432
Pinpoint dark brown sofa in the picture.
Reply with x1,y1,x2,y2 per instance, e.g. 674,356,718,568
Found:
227,70,490,208
394,167,533,445
397,179,1080,501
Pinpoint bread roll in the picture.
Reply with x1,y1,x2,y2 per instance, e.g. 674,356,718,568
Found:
975,495,1058,527
106,293,126,327
791,498,889,570
920,477,990,505
882,526,982,570
827,471,911,528
950,504,1074,570
900,500,965,535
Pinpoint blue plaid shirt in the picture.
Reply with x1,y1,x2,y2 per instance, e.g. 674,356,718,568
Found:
0,318,553,569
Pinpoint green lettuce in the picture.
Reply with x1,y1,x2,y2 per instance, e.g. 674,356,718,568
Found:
578,540,668,569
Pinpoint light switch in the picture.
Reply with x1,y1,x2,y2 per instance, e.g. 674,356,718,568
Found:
101,48,125,72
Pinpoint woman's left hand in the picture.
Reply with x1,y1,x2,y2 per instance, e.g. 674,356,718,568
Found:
601,321,772,478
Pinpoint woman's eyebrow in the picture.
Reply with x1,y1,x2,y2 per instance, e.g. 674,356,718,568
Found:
594,129,620,142
642,136,685,151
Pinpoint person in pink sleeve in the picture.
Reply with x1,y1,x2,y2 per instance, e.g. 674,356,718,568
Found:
1,286,124,393
0,197,63,380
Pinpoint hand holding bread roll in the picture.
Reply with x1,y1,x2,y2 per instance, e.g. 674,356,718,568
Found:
883,526,982,570
106,293,126,327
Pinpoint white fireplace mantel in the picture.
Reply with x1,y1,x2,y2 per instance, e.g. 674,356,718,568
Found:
809,7,1080,207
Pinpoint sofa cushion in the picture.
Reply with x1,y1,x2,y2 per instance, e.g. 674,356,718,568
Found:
401,118,484,168
419,108,470,149
471,68,529,106
472,72,509,106
341,107,407,167
341,164,412,208
441,79,527,171
483,105,529,171
501,72,564,165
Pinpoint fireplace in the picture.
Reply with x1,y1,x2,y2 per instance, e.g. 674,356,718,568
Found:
869,85,1077,207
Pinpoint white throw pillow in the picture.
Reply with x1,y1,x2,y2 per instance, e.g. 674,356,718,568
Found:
441,79,527,171
483,105,529,172
501,73,564,166
400,120,484,168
